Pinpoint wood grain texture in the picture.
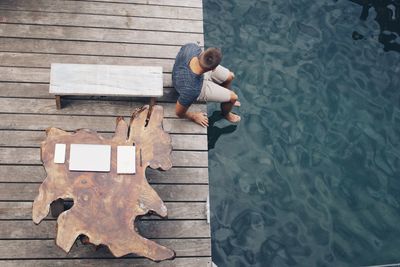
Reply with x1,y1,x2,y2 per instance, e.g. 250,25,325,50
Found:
0,10,203,32
0,82,179,103
70,0,203,8
0,38,181,58
0,201,207,220
2,220,210,239
49,64,163,97
0,0,203,20
32,105,177,260
0,98,207,117
0,66,173,87
0,24,204,46
0,131,207,151
0,165,209,183
0,239,211,258
0,114,207,134
0,183,209,201
0,53,175,71
0,258,211,267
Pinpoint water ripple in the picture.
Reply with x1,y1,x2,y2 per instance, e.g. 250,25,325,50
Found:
204,0,400,266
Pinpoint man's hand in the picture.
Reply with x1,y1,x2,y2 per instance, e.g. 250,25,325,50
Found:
176,101,209,127
191,112,209,127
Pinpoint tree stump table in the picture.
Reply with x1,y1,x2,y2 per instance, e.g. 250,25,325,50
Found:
32,105,175,261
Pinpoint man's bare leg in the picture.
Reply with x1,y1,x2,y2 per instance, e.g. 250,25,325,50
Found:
221,72,240,107
221,92,241,123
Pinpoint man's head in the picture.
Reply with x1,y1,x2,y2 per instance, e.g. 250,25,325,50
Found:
198,47,222,71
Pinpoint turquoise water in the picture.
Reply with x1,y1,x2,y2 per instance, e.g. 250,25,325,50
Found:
203,0,400,266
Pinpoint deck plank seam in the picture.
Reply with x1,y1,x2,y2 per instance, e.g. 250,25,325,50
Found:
66,0,203,9
0,35,193,48
0,9,203,22
0,22,203,34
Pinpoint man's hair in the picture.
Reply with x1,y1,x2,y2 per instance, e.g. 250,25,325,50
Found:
198,47,222,71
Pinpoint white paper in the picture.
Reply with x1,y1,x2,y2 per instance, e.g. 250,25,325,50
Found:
69,144,111,172
117,146,136,174
54,143,66,164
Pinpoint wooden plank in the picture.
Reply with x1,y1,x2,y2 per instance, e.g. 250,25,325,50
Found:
71,0,203,8
0,220,210,239
0,82,179,103
0,66,174,87
0,0,203,20
0,10,203,32
0,147,208,166
0,131,207,151
0,183,209,201
0,258,211,267
138,220,210,238
0,239,210,258
0,98,206,118
170,150,208,167
0,201,206,220
0,166,209,183
0,52,175,71
0,38,181,59
0,114,207,134
146,168,208,184
0,24,204,46
0,83,50,98
49,64,163,97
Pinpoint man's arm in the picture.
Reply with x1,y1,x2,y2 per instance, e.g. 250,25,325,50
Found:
175,101,209,127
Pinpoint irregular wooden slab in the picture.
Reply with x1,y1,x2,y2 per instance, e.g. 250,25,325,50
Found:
0,202,207,220
0,166,209,184
0,183,209,202
32,105,176,261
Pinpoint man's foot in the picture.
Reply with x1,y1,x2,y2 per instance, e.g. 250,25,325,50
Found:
234,100,241,107
224,112,241,123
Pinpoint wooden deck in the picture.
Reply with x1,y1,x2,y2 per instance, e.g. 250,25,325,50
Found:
0,1,210,266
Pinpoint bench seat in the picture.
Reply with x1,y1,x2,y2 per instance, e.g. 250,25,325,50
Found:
49,63,163,109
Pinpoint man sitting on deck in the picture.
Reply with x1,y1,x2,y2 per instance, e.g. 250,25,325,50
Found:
172,43,240,127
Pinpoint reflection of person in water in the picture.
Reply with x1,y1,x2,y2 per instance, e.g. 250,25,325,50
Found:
351,0,400,52
207,111,237,150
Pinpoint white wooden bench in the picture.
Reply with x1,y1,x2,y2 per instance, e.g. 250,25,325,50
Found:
49,63,163,109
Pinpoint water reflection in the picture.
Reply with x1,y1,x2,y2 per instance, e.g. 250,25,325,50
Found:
208,111,237,150
351,0,400,52
204,0,400,266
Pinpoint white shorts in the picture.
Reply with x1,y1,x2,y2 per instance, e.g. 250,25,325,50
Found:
197,65,232,103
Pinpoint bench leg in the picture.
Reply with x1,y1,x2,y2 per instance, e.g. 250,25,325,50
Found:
55,95,62,109
149,97,157,107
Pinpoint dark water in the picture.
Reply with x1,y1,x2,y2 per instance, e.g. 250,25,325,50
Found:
203,0,400,266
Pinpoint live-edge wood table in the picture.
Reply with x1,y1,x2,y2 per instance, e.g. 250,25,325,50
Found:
32,105,176,262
